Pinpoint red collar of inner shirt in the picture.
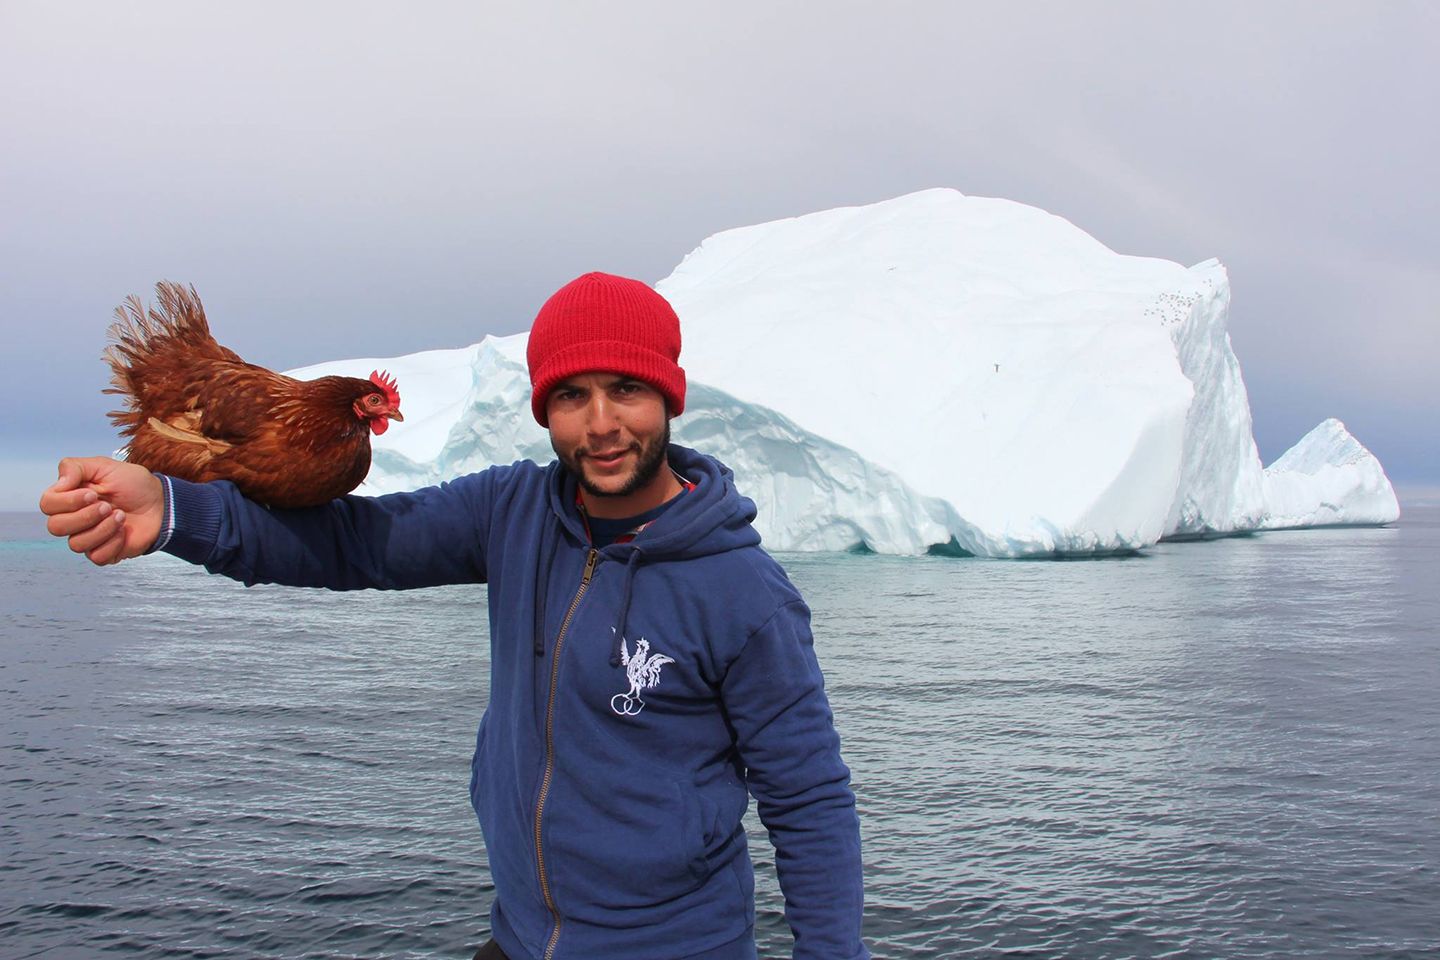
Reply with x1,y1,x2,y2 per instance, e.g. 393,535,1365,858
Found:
575,470,696,545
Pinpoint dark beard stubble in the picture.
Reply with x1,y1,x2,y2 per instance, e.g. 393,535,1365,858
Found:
559,419,671,502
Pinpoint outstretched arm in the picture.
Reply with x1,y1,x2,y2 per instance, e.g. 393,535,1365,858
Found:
39,455,501,590
159,471,492,590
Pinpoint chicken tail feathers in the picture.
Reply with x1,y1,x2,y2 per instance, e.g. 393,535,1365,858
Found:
104,281,243,438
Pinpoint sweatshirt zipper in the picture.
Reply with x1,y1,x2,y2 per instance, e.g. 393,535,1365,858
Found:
534,547,599,960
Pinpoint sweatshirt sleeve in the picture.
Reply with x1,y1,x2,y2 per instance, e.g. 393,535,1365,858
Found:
151,468,503,590
720,598,869,960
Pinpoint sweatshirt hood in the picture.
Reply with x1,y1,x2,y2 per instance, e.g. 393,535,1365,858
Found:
536,443,762,665
544,443,762,561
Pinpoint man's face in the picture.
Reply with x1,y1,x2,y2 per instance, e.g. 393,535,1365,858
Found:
546,372,671,509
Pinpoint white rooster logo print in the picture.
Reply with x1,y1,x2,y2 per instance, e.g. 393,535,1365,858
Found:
611,632,674,717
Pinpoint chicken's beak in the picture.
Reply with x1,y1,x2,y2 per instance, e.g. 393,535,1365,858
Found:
387,410,405,422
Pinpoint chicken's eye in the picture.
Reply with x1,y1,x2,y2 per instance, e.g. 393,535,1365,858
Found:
367,395,381,406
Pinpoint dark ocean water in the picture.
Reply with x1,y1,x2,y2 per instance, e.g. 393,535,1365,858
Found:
2,506,1437,959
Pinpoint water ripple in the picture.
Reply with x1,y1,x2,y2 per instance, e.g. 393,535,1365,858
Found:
2,510,1437,958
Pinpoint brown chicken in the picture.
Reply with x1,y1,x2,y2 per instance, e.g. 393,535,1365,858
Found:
104,281,404,508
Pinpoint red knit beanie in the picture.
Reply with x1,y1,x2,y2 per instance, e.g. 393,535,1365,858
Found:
526,272,687,426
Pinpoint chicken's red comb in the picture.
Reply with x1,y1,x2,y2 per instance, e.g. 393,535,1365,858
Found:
370,370,401,407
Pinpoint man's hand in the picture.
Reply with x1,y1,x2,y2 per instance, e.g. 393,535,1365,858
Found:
39,457,166,565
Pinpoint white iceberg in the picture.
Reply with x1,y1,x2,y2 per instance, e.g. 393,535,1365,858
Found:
287,189,1395,556
1159,258,1267,538
660,188,1267,554
1260,419,1401,529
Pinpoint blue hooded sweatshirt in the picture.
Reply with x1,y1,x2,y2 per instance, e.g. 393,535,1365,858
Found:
155,445,868,960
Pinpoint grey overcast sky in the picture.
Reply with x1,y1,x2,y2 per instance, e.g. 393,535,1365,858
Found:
2,1,1436,508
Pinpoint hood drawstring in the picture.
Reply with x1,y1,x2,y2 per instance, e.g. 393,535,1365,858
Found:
609,547,644,667
533,512,560,656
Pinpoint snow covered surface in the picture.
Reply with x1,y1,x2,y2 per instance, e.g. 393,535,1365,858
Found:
1261,419,1401,529
659,189,1280,553
288,189,1397,556
1159,259,1267,537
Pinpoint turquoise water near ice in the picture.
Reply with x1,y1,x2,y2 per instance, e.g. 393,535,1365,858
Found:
2,506,1437,959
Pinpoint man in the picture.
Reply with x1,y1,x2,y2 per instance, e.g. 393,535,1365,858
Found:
40,272,869,960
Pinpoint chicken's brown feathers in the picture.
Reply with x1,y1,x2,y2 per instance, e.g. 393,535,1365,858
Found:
100,281,401,508
104,281,253,437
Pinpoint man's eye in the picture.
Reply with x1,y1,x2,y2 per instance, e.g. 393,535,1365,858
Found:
615,382,640,395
